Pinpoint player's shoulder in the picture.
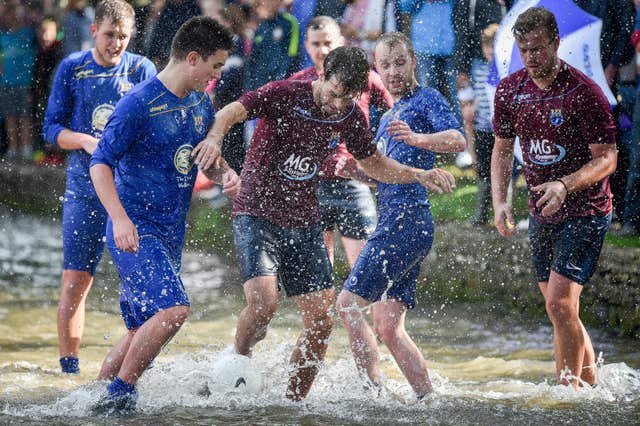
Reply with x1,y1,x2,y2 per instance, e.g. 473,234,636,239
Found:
289,67,317,81
59,50,93,74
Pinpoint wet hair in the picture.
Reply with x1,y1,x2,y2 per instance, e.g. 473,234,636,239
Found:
512,7,559,42
94,0,135,27
170,16,234,61
374,32,415,59
306,15,340,37
481,23,499,45
323,46,370,95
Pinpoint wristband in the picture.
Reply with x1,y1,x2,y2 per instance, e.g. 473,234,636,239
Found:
558,179,569,195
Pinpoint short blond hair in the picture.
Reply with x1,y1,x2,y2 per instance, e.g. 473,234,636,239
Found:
481,23,499,45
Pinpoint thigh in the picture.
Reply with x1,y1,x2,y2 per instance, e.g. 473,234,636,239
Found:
278,223,334,298
109,233,189,330
552,214,611,285
344,207,434,308
62,193,107,275
233,215,279,282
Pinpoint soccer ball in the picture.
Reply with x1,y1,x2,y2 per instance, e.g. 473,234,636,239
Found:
207,353,263,395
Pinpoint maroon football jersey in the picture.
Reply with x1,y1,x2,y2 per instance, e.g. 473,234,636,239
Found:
493,62,615,223
234,80,377,227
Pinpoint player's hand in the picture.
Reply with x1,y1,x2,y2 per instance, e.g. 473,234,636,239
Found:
494,202,516,237
532,180,567,217
221,169,241,197
82,136,100,155
112,215,139,253
415,168,455,194
192,134,223,171
335,155,359,179
388,120,418,146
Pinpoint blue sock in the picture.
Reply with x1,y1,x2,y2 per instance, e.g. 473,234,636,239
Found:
107,376,137,400
60,356,79,374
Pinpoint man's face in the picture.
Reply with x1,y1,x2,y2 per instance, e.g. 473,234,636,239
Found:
91,18,133,67
315,75,356,117
515,28,559,79
190,49,229,92
305,25,344,73
374,41,416,99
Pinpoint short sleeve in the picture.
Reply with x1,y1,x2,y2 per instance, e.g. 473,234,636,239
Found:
577,84,616,145
344,109,377,160
493,80,516,139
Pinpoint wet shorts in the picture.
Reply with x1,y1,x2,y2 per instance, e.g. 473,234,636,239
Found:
528,213,611,285
343,205,434,309
318,179,377,240
107,230,190,330
62,190,108,275
232,215,333,297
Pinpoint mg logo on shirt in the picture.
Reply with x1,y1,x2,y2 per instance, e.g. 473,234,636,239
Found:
174,144,194,175
278,153,318,181
529,138,566,165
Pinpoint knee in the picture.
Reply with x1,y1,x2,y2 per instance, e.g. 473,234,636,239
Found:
545,298,577,324
336,293,359,324
311,313,334,340
247,297,277,325
374,321,401,346
168,305,190,327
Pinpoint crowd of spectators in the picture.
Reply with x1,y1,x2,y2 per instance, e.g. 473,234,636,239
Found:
0,0,638,235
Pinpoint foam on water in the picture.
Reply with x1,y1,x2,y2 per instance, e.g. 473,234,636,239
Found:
3,344,640,422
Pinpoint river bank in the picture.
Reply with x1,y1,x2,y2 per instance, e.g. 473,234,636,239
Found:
1,160,638,337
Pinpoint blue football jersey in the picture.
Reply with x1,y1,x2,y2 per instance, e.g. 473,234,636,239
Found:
91,77,215,249
375,86,461,207
43,50,156,198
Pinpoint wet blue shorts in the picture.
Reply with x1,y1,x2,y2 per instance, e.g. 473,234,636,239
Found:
107,229,190,330
62,190,107,275
528,213,611,285
343,205,434,309
232,215,334,297
318,179,377,240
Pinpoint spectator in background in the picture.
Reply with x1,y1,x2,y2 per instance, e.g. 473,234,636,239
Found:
131,0,166,57
624,2,640,236
397,0,457,109
33,15,64,165
453,0,508,90
243,0,299,92
147,0,200,69
574,0,635,224
340,0,392,62
0,2,37,161
465,23,499,225
62,0,94,56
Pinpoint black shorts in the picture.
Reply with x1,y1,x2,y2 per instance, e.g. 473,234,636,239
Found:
232,215,334,297
318,179,376,240
528,213,611,285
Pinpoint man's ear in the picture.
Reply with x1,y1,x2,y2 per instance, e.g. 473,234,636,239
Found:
186,51,200,66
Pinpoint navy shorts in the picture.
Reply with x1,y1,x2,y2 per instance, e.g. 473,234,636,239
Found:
343,205,434,309
318,179,377,240
232,215,334,297
528,213,611,285
62,191,108,275
107,229,190,330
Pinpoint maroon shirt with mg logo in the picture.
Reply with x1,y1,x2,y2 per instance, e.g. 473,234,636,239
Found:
234,80,377,228
493,61,616,224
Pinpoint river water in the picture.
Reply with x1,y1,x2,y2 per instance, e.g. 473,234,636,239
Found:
1,210,639,425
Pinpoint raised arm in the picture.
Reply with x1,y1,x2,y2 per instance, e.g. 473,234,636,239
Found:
358,150,455,194
192,101,248,170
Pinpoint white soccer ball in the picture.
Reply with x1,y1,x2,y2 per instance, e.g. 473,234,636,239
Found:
207,353,263,395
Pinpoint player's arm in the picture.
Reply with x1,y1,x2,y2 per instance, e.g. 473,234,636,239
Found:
42,58,99,154
334,155,377,187
192,101,248,170
532,143,617,217
90,163,139,253
358,150,455,194
387,120,466,153
201,158,241,197
491,135,516,237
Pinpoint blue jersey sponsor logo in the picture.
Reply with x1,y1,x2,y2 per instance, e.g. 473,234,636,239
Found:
174,144,194,175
